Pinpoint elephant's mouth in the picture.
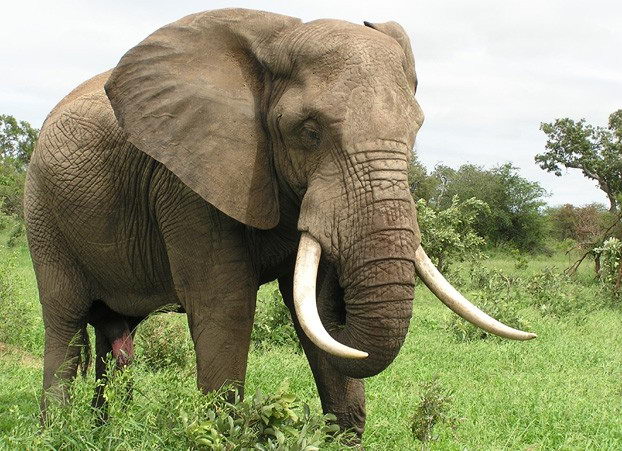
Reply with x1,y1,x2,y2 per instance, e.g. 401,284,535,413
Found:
293,232,537,362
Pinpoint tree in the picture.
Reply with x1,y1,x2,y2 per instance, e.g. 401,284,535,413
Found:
430,163,548,251
407,153,438,202
537,110,622,213
0,114,38,168
0,115,39,219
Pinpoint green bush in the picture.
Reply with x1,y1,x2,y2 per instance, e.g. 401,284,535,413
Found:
5,363,352,450
252,283,299,351
448,266,529,341
186,381,351,450
416,196,489,273
594,237,622,295
447,259,617,341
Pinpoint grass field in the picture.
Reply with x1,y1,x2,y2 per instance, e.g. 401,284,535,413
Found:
0,234,621,449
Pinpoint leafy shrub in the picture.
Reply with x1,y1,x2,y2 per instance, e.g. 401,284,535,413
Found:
252,283,299,351
135,311,194,370
416,196,489,273
8,365,352,450
448,259,616,340
0,206,25,247
594,237,622,294
524,268,579,316
410,378,459,444
448,266,529,341
186,382,351,450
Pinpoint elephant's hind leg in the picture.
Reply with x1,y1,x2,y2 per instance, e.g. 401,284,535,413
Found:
25,196,93,421
35,259,92,421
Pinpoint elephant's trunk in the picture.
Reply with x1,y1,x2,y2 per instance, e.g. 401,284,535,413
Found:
295,226,418,379
294,221,536,379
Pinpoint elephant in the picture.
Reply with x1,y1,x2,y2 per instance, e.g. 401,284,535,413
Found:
25,8,535,436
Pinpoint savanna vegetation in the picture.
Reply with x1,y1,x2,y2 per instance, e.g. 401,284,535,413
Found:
1,113,621,449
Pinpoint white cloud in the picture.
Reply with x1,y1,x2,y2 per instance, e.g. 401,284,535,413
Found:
1,0,619,207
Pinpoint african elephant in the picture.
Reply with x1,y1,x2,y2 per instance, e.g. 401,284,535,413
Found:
25,8,535,435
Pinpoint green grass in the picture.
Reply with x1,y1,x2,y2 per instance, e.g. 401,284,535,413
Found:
1,234,621,449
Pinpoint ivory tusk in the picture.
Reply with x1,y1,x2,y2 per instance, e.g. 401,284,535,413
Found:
293,233,368,359
414,246,536,340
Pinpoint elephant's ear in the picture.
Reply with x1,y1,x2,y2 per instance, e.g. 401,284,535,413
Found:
105,9,301,229
363,21,417,95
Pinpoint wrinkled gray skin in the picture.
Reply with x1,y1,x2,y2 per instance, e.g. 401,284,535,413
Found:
25,9,423,435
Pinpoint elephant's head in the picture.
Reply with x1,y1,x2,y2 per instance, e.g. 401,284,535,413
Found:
105,9,535,379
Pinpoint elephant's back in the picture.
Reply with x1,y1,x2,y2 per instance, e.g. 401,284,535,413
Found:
43,70,113,128
30,70,129,190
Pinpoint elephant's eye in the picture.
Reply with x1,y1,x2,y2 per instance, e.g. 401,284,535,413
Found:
300,120,321,150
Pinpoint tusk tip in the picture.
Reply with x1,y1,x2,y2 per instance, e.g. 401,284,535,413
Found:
513,331,537,340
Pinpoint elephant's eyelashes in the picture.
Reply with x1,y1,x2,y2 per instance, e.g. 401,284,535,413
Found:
300,121,322,150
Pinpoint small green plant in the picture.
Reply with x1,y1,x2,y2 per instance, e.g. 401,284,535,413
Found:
510,247,529,271
410,378,459,447
252,283,299,351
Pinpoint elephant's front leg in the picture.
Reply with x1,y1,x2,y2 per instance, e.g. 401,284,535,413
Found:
161,203,257,397
278,270,366,438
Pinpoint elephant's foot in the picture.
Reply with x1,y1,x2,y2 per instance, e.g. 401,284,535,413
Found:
331,408,366,445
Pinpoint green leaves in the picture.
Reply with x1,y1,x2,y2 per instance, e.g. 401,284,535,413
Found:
0,114,38,168
410,378,459,444
594,237,622,294
0,114,38,221
185,381,352,450
416,196,489,273
537,110,622,213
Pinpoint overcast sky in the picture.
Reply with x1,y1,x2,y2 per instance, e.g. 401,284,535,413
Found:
2,0,620,206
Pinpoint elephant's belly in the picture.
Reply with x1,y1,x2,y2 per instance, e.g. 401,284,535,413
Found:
58,209,180,317
97,290,180,318
78,238,179,317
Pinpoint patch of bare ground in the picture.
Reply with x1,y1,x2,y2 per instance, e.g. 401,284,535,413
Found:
0,342,41,369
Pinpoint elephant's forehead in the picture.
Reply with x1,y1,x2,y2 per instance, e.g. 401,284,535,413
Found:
291,20,405,69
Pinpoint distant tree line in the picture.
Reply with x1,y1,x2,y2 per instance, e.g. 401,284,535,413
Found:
0,114,38,221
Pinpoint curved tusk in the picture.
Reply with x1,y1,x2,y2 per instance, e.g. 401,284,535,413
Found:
293,233,368,359
414,246,537,340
